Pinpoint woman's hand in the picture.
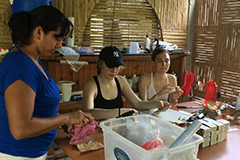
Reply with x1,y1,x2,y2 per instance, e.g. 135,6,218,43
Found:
156,84,175,99
66,110,93,127
169,86,184,103
132,108,140,115
153,100,171,115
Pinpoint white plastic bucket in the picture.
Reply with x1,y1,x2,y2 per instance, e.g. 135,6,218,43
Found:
57,80,75,102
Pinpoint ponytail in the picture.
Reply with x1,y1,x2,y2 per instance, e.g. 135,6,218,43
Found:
8,11,32,45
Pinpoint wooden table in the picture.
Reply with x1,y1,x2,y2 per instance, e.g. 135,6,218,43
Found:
55,130,105,160
55,100,240,160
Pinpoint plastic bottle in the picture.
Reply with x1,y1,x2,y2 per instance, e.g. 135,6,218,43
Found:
205,81,217,106
127,77,133,88
144,34,151,52
236,92,240,110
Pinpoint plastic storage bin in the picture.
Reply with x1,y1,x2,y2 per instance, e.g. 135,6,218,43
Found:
100,115,203,160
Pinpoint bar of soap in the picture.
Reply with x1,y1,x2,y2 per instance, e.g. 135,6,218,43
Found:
169,87,176,93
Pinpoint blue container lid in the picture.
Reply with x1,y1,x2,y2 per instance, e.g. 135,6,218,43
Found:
11,0,54,15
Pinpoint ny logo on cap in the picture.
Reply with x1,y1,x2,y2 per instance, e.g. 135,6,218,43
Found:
113,51,119,58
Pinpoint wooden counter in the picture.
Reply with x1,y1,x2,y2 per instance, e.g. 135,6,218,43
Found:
42,51,190,112
55,100,240,160
40,51,189,92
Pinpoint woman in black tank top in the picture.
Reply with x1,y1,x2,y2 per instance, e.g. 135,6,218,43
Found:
93,76,123,109
82,46,171,120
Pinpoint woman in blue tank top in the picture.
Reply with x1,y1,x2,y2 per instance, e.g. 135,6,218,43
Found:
82,46,171,120
0,5,92,159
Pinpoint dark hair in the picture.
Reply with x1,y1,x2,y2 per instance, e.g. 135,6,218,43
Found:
151,47,170,61
8,5,73,45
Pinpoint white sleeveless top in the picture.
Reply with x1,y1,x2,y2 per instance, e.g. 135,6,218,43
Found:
147,72,169,101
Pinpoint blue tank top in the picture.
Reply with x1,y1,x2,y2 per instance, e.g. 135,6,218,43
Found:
93,76,123,109
0,50,60,157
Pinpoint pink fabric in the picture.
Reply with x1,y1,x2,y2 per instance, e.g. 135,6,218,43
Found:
68,119,99,145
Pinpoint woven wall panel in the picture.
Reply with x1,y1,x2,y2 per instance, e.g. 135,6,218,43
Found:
196,0,219,27
53,0,100,46
82,0,160,52
220,0,240,26
149,0,189,49
193,0,240,103
192,63,215,100
154,0,188,31
193,28,217,65
0,1,9,14
218,68,240,102
0,0,189,51
0,0,11,49
218,27,240,69
162,30,187,49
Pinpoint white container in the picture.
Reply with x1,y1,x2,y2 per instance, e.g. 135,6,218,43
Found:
144,36,151,50
129,42,141,54
57,80,75,102
65,17,75,47
237,92,240,110
100,114,203,160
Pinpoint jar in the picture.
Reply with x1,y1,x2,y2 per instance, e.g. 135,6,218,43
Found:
205,81,217,106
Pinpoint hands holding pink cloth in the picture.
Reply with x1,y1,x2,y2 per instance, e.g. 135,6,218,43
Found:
68,118,99,145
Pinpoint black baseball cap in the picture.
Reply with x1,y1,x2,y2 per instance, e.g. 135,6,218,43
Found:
99,46,125,68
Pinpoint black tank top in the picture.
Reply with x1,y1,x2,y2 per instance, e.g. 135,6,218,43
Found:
93,76,123,109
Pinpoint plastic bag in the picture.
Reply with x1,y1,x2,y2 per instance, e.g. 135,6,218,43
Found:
141,136,163,151
57,46,87,72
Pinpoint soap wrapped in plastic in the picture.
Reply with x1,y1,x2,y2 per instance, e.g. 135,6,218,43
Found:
76,136,104,153
141,136,163,151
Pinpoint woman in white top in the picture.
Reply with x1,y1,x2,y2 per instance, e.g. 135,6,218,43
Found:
138,47,183,105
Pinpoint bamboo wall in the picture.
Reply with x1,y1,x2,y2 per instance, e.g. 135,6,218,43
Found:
192,0,240,103
0,0,11,50
0,0,189,50
81,0,160,52
149,0,189,49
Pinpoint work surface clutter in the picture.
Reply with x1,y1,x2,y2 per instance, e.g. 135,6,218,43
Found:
53,100,240,160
